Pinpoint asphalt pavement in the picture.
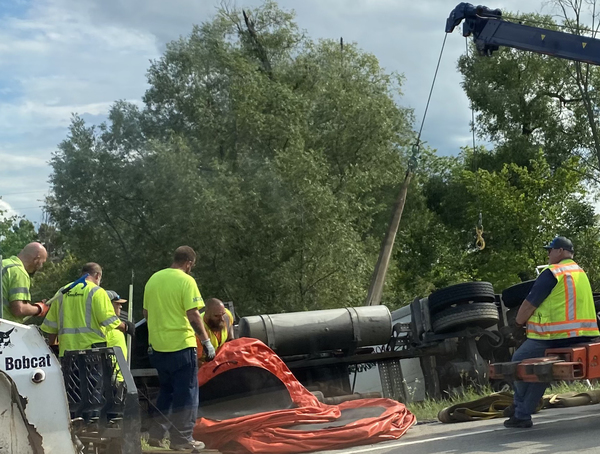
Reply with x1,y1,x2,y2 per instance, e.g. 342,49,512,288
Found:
317,404,600,454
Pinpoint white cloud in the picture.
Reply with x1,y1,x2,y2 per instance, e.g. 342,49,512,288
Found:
0,0,585,224
0,200,19,220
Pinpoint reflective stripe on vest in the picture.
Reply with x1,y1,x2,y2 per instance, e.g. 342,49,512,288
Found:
527,259,599,339
0,264,17,308
58,286,107,338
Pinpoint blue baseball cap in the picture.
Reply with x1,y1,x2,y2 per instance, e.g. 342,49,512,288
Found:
542,236,574,252
106,290,127,304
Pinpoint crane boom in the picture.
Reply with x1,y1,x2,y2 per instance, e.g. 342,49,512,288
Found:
447,2,600,66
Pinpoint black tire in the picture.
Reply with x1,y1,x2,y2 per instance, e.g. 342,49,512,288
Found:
501,280,536,309
428,282,495,314
432,302,499,334
593,293,600,313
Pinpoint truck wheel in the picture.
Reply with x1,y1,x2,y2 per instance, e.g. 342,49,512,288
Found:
428,282,495,314
501,280,535,308
432,302,499,334
594,293,600,313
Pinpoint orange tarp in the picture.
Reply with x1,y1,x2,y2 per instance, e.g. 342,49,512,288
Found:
194,338,415,453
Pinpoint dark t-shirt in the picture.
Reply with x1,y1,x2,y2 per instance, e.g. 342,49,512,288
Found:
525,269,557,307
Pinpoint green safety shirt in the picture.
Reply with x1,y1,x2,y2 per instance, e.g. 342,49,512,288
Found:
527,259,600,340
143,268,204,353
2,256,32,323
40,280,122,356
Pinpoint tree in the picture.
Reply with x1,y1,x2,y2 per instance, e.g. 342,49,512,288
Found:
47,1,416,315
458,4,600,177
0,214,37,257
412,148,600,292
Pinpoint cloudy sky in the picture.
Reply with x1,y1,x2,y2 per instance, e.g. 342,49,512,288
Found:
0,0,543,225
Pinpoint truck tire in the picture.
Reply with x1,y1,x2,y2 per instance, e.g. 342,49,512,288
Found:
432,302,499,334
501,280,535,309
428,282,495,314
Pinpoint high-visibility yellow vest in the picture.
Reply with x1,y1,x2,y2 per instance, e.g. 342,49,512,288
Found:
197,308,233,361
527,259,600,340
106,326,127,382
1,256,31,323
41,280,121,356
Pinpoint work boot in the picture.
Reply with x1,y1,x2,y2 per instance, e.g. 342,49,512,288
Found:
502,404,515,417
170,439,205,452
504,416,533,428
147,437,164,448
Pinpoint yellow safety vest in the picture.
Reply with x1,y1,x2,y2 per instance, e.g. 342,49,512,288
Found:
1,256,31,323
198,308,233,361
41,281,121,356
527,259,600,340
106,327,127,382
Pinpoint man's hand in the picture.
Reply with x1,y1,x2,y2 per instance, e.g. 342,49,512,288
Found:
33,301,50,317
201,339,216,359
124,320,136,338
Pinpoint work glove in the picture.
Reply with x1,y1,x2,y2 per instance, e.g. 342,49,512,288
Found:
124,321,136,338
34,300,50,317
201,339,216,360
510,322,527,344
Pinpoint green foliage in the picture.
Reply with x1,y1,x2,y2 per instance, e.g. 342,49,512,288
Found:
30,252,81,302
43,0,600,316
458,11,600,175
46,1,415,315
0,215,37,257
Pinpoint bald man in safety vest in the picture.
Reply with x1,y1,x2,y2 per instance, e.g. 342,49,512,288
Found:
197,298,234,364
2,242,49,322
505,236,600,429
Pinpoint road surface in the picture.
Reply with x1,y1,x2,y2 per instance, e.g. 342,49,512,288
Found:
317,404,600,454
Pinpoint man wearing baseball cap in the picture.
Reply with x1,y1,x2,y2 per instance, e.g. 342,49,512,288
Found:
106,290,134,381
505,236,599,428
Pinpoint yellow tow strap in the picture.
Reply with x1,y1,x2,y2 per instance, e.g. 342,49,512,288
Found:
438,390,600,423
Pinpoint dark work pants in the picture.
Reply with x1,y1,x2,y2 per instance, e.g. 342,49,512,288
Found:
148,347,198,445
512,337,592,420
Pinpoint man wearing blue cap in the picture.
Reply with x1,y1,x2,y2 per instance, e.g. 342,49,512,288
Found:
105,290,134,379
505,236,600,428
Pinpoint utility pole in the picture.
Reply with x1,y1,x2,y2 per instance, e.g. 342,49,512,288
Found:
364,168,412,306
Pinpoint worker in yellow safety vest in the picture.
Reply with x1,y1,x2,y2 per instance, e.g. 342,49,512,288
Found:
106,290,133,381
505,236,600,429
40,263,134,356
2,242,49,322
196,298,234,365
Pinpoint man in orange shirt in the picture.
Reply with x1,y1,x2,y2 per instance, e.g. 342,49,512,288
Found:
197,298,234,364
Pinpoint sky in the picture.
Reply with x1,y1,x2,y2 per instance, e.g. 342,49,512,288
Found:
0,0,544,225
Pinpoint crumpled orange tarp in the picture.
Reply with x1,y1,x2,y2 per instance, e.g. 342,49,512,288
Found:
193,338,416,453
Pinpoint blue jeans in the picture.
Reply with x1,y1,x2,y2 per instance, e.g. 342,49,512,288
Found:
148,347,198,445
512,337,592,420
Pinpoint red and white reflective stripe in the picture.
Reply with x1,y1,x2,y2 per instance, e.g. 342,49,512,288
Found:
527,319,598,335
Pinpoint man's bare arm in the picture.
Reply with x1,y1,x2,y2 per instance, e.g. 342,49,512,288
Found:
516,300,537,326
187,308,209,342
10,300,42,317
48,334,58,346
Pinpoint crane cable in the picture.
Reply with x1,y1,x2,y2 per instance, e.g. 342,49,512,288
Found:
412,33,448,168
465,37,485,251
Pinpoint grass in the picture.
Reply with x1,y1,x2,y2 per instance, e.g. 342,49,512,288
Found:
407,385,496,421
406,381,600,422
